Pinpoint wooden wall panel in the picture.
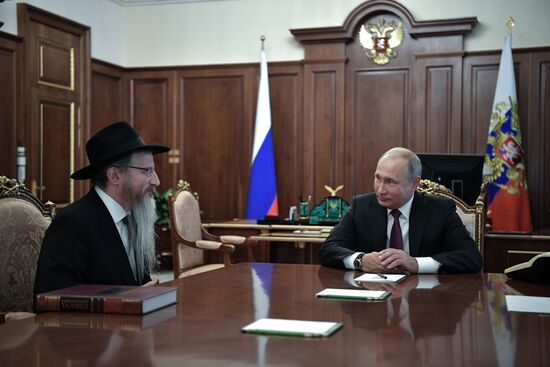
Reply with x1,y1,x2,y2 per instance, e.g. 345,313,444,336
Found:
178,69,253,219
38,98,74,204
530,53,550,231
268,64,303,213
462,56,498,154
348,69,408,194
426,67,452,152
127,71,175,194
311,70,338,200
0,32,21,179
302,61,346,203
91,61,126,134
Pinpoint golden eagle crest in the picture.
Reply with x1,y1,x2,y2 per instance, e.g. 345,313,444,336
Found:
358,18,404,65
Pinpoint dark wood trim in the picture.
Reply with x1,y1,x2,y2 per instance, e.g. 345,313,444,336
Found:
17,3,90,36
291,0,476,44
91,58,126,72
0,30,23,43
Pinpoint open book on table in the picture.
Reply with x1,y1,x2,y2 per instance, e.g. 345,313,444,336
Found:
354,273,407,284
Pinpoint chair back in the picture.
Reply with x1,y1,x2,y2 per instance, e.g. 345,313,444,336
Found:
169,180,205,272
416,179,486,253
0,176,55,313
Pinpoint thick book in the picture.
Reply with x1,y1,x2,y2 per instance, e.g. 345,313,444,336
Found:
505,252,550,283
242,318,343,338
354,273,406,284
316,288,391,301
36,284,178,315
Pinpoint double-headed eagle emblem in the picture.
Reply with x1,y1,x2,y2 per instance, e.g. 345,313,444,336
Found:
358,18,404,65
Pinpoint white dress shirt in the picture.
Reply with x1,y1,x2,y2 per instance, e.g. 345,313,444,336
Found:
94,186,132,258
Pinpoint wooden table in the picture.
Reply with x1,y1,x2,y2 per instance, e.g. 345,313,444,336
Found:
1,264,549,366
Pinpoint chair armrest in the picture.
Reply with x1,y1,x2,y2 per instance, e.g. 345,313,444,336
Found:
219,235,246,245
195,240,235,253
200,228,255,261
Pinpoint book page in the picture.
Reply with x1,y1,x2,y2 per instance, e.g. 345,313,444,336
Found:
354,273,406,283
242,318,342,337
505,295,550,314
316,288,390,300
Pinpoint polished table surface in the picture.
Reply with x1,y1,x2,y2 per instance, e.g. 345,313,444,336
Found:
1,263,549,366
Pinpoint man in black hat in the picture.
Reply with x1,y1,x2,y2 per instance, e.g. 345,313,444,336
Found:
34,121,170,295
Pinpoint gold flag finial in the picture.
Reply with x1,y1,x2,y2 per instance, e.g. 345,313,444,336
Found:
506,17,515,35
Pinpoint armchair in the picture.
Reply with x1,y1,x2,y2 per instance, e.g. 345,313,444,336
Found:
168,180,254,279
416,179,486,253
0,176,55,323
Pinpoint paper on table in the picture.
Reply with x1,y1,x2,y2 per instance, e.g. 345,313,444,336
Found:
242,318,343,337
316,288,390,300
354,273,407,283
505,295,550,314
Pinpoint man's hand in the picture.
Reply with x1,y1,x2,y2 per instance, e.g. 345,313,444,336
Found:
378,249,419,273
142,278,160,287
360,252,387,272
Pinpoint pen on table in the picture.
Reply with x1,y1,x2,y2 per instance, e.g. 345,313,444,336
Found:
377,273,387,279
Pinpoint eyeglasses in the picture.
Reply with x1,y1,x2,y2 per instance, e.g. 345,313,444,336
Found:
115,165,155,177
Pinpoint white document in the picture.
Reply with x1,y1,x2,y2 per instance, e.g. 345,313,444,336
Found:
316,288,390,300
505,295,550,314
354,273,407,283
242,318,342,337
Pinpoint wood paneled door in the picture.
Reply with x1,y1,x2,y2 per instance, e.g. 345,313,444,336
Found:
17,4,90,207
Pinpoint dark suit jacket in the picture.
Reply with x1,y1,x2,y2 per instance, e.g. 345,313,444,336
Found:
319,192,482,273
34,189,151,296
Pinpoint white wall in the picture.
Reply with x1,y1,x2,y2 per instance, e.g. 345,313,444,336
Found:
1,0,549,67
0,0,126,65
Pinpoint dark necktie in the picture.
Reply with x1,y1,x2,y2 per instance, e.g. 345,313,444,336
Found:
389,209,403,250
122,215,139,282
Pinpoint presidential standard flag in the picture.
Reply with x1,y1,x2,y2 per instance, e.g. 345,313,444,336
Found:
245,49,278,219
482,34,532,232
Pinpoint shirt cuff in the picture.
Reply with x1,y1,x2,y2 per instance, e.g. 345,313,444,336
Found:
343,252,363,270
416,257,441,273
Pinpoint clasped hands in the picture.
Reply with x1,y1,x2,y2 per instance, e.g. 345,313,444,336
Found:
359,249,419,273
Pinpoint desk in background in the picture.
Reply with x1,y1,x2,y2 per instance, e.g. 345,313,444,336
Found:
204,219,331,264
1,264,549,366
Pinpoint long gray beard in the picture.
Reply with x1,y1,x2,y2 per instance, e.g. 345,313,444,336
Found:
127,195,158,282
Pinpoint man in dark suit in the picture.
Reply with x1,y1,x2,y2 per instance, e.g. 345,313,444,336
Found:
319,147,482,273
34,122,170,295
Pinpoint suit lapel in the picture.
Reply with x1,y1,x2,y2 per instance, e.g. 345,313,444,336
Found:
409,192,427,256
370,198,388,252
89,190,137,285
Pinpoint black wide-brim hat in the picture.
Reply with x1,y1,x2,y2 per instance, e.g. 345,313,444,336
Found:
71,121,170,180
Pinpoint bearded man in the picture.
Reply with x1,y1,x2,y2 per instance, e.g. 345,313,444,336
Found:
34,121,170,296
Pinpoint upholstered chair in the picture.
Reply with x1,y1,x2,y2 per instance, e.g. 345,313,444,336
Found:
0,176,55,323
416,179,486,253
169,180,254,279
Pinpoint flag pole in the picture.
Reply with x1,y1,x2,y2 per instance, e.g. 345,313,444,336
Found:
506,17,515,35
260,35,265,51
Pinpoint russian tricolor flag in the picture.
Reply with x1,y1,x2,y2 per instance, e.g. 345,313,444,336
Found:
246,49,278,219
